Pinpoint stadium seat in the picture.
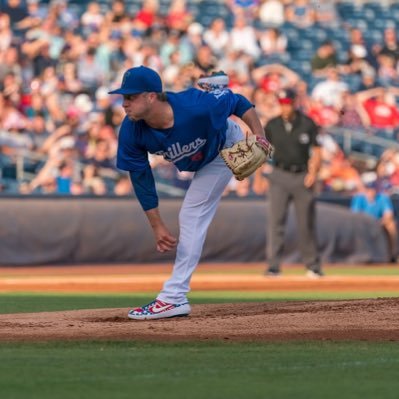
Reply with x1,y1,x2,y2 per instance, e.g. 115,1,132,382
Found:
369,19,396,31
344,18,368,31
363,29,383,46
287,60,312,77
336,1,356,19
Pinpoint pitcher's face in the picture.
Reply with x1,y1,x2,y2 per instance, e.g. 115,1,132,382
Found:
122,93,152,121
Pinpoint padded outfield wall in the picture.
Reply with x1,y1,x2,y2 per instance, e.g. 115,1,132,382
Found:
0,197,390,266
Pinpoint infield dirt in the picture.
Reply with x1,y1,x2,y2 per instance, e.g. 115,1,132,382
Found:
1,264,399,342
0,298,398,342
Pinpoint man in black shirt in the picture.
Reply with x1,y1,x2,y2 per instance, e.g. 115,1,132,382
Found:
1,0,28,27
264,89,323,277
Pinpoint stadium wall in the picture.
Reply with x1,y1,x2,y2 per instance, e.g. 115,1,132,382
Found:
0,197,389,265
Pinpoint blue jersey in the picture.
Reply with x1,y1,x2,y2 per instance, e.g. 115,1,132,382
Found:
117,88,253,210
350,192,394,220
117,88,251,172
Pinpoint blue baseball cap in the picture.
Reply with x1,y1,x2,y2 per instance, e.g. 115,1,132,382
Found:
108,66,162,95
364,178,379,190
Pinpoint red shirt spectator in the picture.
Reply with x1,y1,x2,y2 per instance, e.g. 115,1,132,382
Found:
307,99,340,127
357,87,399,129
165,0,193,32
260,73,282,93
134,0,159,29
363,98,399,129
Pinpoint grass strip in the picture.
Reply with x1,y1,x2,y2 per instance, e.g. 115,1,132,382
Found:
0,341,398,399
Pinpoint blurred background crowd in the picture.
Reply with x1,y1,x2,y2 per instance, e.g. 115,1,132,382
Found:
1,0,399,199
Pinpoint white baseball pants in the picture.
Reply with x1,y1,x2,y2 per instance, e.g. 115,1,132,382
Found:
157,119,244,304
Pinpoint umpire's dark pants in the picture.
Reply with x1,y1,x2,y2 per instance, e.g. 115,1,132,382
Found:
267,167,321,272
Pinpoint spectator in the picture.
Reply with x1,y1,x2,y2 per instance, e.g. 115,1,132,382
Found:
258,0,285,27
218,49,251,83
385,152,399,192
351,176,398,262
2,0,399,199
56,160,74,194
203,18,229,58
0,46,22,83
0,13,13,51
319,151,361,193
310,40,338,76
376,53,399,87
134,0,160,32
49,0,79,32
285,0,315,29
81,164,107,195
165,0,193,33
307,97,340,128
358,67,379,91
251,87,281,125
1,94,29,133
77,47,104,95
252,63,300,94
347,28,375,69
338,90,368,129
192,44,217,74
227,0,260,21
293,79,312,113
59,61,82,94
16,0,48,32
376,149,399,190
258,27,287,57
356,87,399,131
105,0,128,25
114,174,133,196
313,0,339,28
341,43,373,78
80,1,105,35
311,67,349,108
86,139,115,169
27,136,77,194
378,27,399,63
185,22,205,54
1,0,28,28
228,13,261,61
159,29,192,68
27,113,50,151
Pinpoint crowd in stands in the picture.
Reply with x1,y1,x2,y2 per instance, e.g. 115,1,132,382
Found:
1,0,399,200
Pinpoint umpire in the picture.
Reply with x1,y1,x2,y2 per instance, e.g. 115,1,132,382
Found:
264,89,323,277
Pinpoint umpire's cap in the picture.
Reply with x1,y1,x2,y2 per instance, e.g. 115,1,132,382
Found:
277,88,296,104
108,66,162,95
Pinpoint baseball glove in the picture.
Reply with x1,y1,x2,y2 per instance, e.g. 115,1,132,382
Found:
220,134,273,181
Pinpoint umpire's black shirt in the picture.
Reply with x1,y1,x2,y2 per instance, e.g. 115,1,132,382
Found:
264,111,320,171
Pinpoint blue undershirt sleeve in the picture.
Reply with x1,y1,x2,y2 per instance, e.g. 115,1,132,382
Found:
129,166,159,211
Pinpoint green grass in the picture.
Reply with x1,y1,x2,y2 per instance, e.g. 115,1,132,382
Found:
0,341,399,399
1,291,399,398
0,291,399,314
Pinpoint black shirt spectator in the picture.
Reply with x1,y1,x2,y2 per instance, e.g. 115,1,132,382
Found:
1,0,28,27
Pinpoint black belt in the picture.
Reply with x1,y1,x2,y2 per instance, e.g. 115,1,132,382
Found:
275,162,307,173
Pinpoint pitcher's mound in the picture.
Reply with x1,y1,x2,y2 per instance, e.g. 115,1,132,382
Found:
0,298,398,342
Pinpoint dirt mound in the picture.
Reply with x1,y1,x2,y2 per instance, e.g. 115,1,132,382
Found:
0,298,398,342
